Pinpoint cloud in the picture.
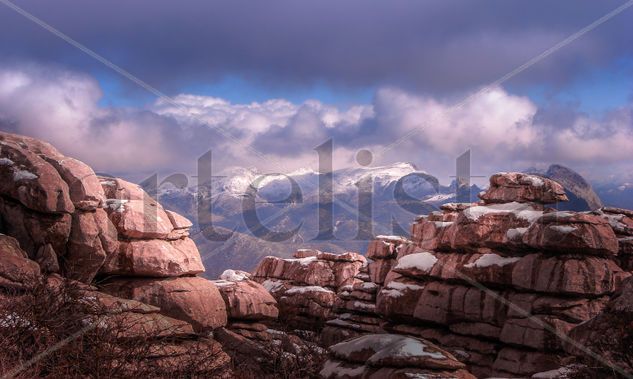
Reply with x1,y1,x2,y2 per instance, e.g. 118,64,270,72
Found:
0,0,630,95
552,107,633,162
0,64,632,181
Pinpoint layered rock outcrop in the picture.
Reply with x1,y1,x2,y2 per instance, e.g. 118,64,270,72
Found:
0,132,231,376
252,249,365,328
252,172,631,378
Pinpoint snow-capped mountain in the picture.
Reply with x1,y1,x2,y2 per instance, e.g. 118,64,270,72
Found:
157,162,478,277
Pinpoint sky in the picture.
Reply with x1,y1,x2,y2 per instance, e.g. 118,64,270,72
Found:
0,0,632,184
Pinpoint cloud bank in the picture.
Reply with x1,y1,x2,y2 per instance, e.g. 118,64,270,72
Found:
0,65,632,181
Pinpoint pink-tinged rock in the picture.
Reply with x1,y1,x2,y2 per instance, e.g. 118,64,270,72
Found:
65,209,119,282
317,251,366,263
0,132,74,214
410,219,454,251
98,177,147,201
0,234,41,289
492,347,561,377
43,157,105,211
413,282,506,326
165,209,193,230
268,285,337,323
376,275,425,321
292,248,321,258
213,278,278,320
253,254,362,289
523,211,619,256
440,202,475,213
368,258,396,284
253,255,334,286
366,236,408,260
499,316,575,350
596,207,633,236
479,172,568,204
104,199,174,239
391,251,439,279
100,237,204,277
0,196,71,258
3,132,105,211
448,322,501,339
449,202,542,251
100,276,228,332
34,243,59,273
458,252,520,286
507,293,608,323
511,254,627,296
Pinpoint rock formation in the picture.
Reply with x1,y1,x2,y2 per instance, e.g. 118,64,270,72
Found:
2,131,633,378
252,171,631,378
252,249,366,328
0,132,231,376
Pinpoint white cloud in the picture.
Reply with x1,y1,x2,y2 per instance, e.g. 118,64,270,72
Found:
0,64,631,181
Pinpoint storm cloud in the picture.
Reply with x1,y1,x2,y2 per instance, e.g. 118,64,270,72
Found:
0,0,631,95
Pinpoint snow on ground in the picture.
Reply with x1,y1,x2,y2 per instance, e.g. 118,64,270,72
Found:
464,253,520,268
395,252,438,272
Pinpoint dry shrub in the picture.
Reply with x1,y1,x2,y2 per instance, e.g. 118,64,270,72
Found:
0,278,229,378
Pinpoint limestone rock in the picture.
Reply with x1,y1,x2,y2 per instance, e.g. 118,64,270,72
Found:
479,172,568,204
100,237,204,277
100,276,228,332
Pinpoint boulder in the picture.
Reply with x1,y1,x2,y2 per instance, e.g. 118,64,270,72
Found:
100,237,204,277
511,254,627,296
100,276,228,332
65,208,119,282
523,211,619,256
0,133,74,214
412,282,506,327
479,172,568,204
595,207,633,236
253,253,363,289
376,275,425,321
104,199,174,239
0,196,71,259
320,334,475,379
213,273,278,321
449,202,542,251
0,234,41,289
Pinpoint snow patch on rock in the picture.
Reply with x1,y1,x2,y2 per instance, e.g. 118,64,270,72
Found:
395,252,438,272
464,253,520,268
